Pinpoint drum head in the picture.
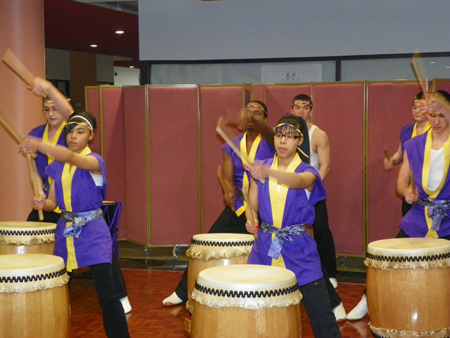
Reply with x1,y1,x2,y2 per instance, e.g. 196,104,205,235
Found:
0,221,56,245
0,254,69,292
192,265,302,309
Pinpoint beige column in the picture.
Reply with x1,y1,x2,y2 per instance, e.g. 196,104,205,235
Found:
0,0,46,221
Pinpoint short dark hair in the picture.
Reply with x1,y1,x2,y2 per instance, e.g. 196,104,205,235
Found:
247,100,268,117
435,90,450,105
291,94,313,108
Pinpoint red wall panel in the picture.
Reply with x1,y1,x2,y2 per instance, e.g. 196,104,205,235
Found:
85,87,101,154
123,86,148,245
100,87,127,238
367,82,422,244
199,85,246,232
148,86,199,245
312,83,365,255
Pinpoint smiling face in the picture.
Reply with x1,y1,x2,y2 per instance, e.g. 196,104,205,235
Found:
65,123,94,153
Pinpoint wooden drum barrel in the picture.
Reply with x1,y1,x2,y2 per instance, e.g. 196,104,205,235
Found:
190,264,302,338
0,221,56,255
366,238,450,338
0,254,70,337
186,233,254,312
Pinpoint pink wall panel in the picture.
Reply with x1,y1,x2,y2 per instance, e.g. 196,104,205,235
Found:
199,85,246,232
434,79,450,92
149,86,199,245
312,83,365,255
85,87,101,154
264,85,311,125
367,82,422,244
123,86,148,245
100,87,127,238
251,84,265,102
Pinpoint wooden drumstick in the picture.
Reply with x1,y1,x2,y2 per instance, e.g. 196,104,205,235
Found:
409,171,416,193
217,164,235,212
2,49,35,86
216,116,265,184
241,188,255,225
384,146,390,161
0,105,43,220
412,51,428,94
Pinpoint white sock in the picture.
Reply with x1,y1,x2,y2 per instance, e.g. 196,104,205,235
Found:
329,277,338,289
120,296,132,314
332,302,346,322
346,294,368,320
163,291,183,306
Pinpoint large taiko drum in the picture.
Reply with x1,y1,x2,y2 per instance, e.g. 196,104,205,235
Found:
190,264,302,338
366,238,450,338
186,233,254,312
0,254,70,338
0,222,56,255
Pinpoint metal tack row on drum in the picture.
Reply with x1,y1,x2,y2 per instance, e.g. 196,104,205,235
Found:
365,238,450,338
186,233,255,313
0,221,56,255
185,233,303,338
0,254,70,338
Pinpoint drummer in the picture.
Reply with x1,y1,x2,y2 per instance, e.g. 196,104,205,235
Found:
245,114,341,338
21,111,130,338
163,100,275,307
26,78,132,314
397,90,450,239
383,92,430,216
347,90,450,321
27,77,73,223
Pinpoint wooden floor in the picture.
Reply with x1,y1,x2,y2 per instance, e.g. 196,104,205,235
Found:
68,261,372,338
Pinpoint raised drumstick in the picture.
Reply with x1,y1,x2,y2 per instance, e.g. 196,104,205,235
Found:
2,49,35,86
411,51,428,94
216,116,265,183
0,105,43,220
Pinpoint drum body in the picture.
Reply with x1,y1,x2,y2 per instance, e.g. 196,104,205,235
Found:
0,222,56,255
191,264,302,338
366,238,450,338
186,233,254,312
0,254,70,338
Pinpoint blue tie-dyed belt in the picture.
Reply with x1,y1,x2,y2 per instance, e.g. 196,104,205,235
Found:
259,222,307,259
416,199,450,231
61,208,103,238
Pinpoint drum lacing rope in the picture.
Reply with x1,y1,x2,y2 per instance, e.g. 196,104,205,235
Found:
366,252,450,263
194,282,299,298
0,229,55,236
0,268,67,283
190,240,255,247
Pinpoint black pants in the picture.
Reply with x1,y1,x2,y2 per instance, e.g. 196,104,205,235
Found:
312,200,338,278
89,263,130,338
175,207,342,310
27,209,61,223
175,207,247,301
401,199,412,217
300,278,341,338
28,210,128,299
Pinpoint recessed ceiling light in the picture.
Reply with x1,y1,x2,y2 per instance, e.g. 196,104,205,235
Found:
90,44,98,48
115,30,125,34
129,66,134,68
430,61,435,64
